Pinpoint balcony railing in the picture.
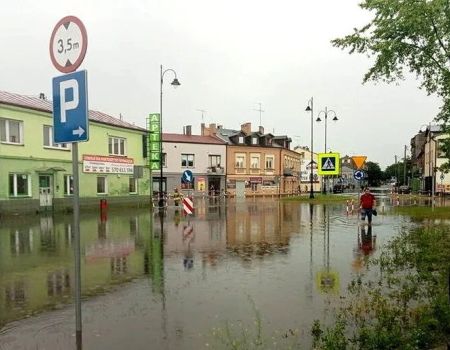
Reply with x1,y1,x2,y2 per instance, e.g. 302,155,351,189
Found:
207,166,224,174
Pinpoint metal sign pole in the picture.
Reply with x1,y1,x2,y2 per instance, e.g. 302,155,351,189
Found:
72,142,82,344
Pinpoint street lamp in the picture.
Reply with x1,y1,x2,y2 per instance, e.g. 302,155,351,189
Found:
159,65,181,209
305,97,314,199
316,107,338,194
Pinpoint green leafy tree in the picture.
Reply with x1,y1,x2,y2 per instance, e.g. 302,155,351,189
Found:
385,159,412,185
366,161,384,186
332,0,450,158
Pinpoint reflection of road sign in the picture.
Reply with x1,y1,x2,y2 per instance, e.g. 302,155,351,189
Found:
318,153,340,175
50,16,88,73
316,270,340,294
354,170,365,180
182,170,193,183
52,70,89,143
182,197,194,215
352,156,367,170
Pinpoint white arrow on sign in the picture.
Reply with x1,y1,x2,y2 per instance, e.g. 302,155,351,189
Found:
185,173,192,182
72,126,85,137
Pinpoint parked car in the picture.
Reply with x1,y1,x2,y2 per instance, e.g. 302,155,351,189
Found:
333,184,344,193
398,185,411,194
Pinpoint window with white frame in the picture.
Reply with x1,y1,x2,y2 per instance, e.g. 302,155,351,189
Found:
108,136,126,156
235,154,245,168
43,125,68,149
238,136,244,144
64,175,74,195
252,137,258,145
209,155,222,167
265,155,274,169
97,176,107,194
9,173,31,197
250,154,260,169
129,177,137,193
181,154,194,167
0,118,23,144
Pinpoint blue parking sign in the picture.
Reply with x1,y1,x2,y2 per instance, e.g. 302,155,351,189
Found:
52,70,89,143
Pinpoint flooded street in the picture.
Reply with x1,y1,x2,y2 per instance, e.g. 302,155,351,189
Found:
0,197,417,349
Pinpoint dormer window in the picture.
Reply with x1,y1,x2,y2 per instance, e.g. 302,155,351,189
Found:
252,137,258,145
238,136,244,144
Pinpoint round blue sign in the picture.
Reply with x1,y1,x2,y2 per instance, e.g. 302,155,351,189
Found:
182,170,193,183
354,170,364,180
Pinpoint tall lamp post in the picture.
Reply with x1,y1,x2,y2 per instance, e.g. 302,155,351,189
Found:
305,98,314,199
316,107,338,194
159,65,180,209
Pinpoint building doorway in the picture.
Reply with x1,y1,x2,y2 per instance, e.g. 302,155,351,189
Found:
208,176,221,196
39,175,53,207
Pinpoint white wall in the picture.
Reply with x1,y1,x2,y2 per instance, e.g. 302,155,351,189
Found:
163,142,226,174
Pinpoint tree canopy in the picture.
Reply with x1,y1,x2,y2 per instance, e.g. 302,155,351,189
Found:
332,0,450,124
366,161,384,186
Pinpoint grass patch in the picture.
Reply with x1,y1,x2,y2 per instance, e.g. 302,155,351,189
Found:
282,194,355,203
393,205,450,219
312,224,450,349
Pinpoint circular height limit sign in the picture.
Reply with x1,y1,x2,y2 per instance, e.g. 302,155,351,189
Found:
49,16,88,73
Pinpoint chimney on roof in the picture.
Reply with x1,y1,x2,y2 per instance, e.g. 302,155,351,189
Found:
119,113,123,121
39,93,46,100
183,125,192,136
259,126,264,134
209,123,217,135
241,122,251,135
217,124,222,130
201,123,206,136
201,123,218,136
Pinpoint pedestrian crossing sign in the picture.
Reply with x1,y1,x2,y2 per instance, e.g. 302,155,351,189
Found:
318,153,340,175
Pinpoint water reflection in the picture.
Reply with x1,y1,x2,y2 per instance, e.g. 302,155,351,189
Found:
0,198,403,349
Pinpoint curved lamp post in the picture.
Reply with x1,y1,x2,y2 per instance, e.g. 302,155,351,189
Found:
159,65,180,209
316,107,338,194
305,98,314,199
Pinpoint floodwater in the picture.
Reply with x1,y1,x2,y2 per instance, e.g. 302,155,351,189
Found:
0,196,419,349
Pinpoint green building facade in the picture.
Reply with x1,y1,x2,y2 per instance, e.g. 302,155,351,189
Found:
0,91,151,215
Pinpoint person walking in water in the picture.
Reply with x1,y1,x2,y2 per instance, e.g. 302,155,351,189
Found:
172,188,183,206
360,187,376,225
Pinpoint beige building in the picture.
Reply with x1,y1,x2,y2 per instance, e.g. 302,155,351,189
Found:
202,122,301,197
294,146,321,193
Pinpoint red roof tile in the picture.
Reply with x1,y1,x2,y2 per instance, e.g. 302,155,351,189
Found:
163,133,226,145
0,90,145,132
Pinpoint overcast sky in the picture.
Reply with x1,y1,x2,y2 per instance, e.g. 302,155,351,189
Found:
1,0,442,168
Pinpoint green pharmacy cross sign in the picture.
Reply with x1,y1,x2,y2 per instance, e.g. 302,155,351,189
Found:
147,113,161,170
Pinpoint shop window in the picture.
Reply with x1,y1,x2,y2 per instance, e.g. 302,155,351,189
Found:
129,177,137,193
97,176,107,194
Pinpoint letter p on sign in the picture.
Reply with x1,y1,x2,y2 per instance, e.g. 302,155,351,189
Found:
59,79,79,123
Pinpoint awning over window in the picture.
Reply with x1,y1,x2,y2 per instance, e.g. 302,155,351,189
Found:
35,167,66,172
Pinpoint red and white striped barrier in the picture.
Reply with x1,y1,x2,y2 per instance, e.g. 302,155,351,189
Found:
183,197,194,216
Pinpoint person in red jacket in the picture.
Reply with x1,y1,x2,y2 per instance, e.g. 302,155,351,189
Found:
360,187,376,224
